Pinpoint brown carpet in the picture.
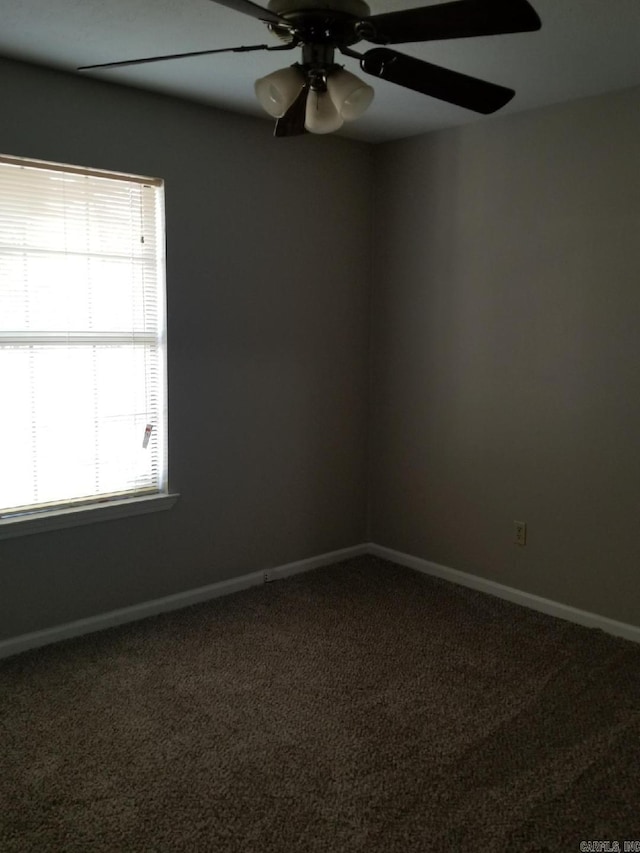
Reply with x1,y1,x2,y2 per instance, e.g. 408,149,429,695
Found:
1,555,639,852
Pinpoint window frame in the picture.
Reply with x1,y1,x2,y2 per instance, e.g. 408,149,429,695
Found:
0,153,178,538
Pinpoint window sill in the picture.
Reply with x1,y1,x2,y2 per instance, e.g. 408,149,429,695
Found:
0,493,179,540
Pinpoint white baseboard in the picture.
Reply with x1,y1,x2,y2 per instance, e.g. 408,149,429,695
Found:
3,541,638,660
0,544,368,660
368,543,640,645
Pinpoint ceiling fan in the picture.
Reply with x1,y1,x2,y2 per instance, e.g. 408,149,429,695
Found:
78,0,542,137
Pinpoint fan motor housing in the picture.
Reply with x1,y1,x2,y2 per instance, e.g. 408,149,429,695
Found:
267,0,371,46
268,0,370,15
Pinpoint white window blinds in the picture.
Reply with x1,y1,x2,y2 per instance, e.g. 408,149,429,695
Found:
0,155,167,518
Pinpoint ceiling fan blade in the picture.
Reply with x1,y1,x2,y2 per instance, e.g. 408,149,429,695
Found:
361,48,514,114
209,0,288,26
361,0,541,45
274,85,309,137
78,42,294,71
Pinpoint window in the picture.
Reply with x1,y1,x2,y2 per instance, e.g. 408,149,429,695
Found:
0,154,173,536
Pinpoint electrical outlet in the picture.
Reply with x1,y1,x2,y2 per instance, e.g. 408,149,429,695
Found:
263,570,273,583
514,520,527,546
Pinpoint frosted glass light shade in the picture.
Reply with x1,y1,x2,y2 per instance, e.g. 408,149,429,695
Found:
327,69,374,121
304,90,344,134
255,67,305,118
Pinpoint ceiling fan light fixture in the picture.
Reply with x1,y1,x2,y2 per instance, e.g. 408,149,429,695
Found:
327,68,374,121
255,66,305,118
78,0,543,140
304,89,344,134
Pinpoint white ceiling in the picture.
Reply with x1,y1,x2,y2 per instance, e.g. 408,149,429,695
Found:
1,0,640,143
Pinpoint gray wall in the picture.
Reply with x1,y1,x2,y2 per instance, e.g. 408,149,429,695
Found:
3,56,639,641
0,58,372,639
370,86,640,626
